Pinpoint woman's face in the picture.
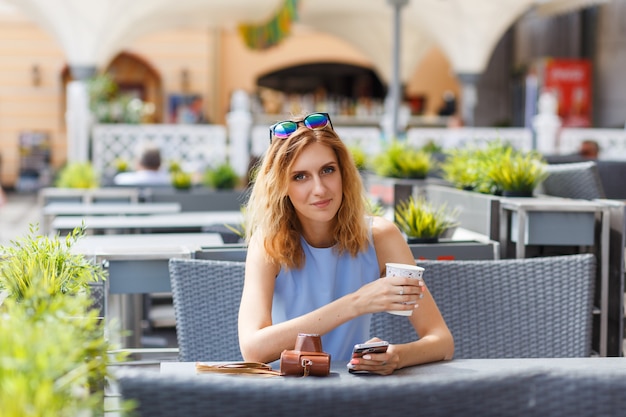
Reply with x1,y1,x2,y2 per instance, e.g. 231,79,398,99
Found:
287,142,343,226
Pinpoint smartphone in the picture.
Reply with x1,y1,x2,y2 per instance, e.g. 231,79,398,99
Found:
349,341,389,374
352,341,389,358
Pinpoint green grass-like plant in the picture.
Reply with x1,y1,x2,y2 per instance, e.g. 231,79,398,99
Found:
168,160,182,173
0,223,131,417
0,294,120,416
0,224,106,300
395,196,459,240
373,141,433,179
203,163,239,190
348,145,368,171
172,170,193,190
54,162,99,189
365,197,385,217
486,147,548,194
440,140,518,194
114,158,129,173
224,207,247,240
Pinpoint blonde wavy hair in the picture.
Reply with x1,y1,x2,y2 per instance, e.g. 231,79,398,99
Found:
245,119,370,269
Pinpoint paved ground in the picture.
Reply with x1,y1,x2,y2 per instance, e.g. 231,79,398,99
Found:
0,190,179,351
0,191,40,246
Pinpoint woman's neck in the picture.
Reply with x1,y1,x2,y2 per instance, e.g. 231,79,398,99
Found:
300,221,336,248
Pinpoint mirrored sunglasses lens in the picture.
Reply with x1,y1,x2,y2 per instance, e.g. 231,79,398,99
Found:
304,113,329,130
273,121,298,139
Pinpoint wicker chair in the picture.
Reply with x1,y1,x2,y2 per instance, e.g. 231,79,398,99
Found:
370,254,596,358
539,161,606,200
168,258,245,361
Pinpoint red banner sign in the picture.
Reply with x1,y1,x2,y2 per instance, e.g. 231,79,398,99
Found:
543,59,592,127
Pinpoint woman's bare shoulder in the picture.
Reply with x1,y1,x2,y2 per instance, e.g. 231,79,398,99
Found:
245,233,280,277
371,215,414,266
371,215,402,239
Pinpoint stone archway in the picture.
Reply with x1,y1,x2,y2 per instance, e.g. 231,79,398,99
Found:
255,62,386,116
105,52,163,123
257,62,386,99
61,51,164,126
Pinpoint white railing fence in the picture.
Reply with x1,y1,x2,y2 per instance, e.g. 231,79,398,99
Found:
559,128,626,160
90,124,626,180
91,124,228,178
406,127,534,152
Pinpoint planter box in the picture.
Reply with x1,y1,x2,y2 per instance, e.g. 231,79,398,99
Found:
366,175,428,207
193,244,247,262
510,211,596,246
424,184,500,241
145,187,247,212
409,239,499,261
365,175,451,218
193,241,499,262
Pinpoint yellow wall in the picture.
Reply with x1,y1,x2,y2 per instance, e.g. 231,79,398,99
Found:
0,17,66,187
0,16,459,188
405,46,461,116
126,28,218,122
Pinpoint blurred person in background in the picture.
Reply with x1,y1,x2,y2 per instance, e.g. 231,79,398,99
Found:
579,139,600,159
114,146,171,186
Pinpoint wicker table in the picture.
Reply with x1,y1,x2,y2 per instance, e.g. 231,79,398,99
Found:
115,358,626,417
51,210,243,235
42,202,181,234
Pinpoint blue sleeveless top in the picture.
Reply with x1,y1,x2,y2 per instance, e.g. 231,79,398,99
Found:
272,222,380,361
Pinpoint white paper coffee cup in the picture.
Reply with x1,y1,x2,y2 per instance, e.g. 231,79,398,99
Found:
386,263,425,316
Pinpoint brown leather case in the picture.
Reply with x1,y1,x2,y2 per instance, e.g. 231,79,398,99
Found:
279,333,331,377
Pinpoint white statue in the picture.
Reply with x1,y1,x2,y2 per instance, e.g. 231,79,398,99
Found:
226,90,252,177
532,91,562,155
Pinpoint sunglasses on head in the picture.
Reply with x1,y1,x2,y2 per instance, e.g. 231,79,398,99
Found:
269,112,333,143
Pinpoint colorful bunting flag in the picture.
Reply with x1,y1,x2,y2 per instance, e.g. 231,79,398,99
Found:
238,0,300,50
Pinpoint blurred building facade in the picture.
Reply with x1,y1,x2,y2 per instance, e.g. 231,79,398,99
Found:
0,1,624,188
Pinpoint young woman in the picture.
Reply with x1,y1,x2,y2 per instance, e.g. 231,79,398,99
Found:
238,112,453,375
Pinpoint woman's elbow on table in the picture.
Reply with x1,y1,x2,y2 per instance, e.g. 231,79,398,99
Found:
239,336,278,364
441,330,455,361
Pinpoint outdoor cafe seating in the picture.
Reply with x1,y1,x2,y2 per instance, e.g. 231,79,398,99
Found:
111,253,607,417
168,254,595,363
168,258,244,362
373,253,596,358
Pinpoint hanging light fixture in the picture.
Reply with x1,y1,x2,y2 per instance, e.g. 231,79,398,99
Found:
31,64,41,87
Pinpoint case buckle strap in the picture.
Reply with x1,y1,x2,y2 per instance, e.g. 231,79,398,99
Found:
301,358,313,377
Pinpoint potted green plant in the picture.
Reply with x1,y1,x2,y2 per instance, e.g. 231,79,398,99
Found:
88,72,146,124
440,148,485,192
55,162,100,189
203,162,240,190
0,294,123,416
168,160,183,174
172,170,193,190
373,141,433,179
0,224,106,300
0,223,130,416
348,145,368,172
114,157,129,173
440,142,508,194
395,196,459,243
486,147,548,197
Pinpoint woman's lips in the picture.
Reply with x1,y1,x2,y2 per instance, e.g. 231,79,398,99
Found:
312,199,332,209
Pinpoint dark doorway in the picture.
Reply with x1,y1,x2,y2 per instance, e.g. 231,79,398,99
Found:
257,62,386,99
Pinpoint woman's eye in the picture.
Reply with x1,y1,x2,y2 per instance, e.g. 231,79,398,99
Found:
293,173,306,181
321,166,335,175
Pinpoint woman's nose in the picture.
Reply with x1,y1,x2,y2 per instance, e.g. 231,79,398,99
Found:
312,176,326,194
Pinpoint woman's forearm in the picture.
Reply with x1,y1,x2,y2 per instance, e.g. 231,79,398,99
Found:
240,293,361,363
394,330,455,369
